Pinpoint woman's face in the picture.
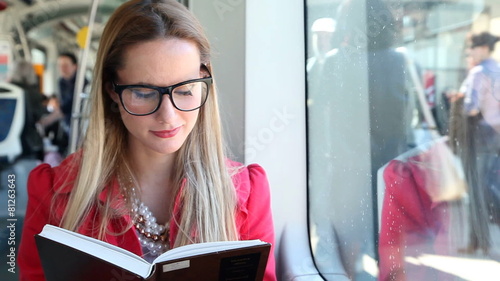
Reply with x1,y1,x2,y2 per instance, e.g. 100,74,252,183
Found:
468,45,490,65
57,56,77,80
110,38,203,157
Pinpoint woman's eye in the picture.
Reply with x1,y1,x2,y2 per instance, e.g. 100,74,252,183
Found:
173,87,193,96
174,84,196,96
130,89,157,99
174,90,193,96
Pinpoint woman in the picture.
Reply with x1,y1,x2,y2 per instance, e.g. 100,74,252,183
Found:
18,1,276,280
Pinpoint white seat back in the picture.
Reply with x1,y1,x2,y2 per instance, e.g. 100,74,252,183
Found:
0,82,25,163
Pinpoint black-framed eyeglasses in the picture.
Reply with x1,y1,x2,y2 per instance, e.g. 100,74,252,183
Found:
113,65,212,116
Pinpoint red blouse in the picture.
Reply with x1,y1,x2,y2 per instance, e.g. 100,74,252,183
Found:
19,153,276,281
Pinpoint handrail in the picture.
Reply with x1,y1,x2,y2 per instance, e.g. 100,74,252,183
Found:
14,12,31,62
68,0,100,153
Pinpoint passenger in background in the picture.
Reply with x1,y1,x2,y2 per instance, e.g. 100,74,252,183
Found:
444,49,477,117
51,52,80,155
462,32,500,124
448,95,495,254
321,0,415,177
57,52,79,133
379,31,500,281
10,60,45,160
34,52,83,156
18,1,276,281
460,32,500,225
307,17,337,77
309,0,415,278
306,16,337,171
11,59,72,166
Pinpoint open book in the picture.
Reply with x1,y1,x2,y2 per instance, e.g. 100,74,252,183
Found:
35,224,271,281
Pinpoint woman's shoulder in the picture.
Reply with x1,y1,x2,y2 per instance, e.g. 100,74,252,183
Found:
28,152,82,194
227,159,268,184
227,159,270,201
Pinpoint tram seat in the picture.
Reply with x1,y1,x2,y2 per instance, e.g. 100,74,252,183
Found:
0,82,25,163
279,223,349,280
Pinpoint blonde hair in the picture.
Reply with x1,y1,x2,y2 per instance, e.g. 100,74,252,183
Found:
60,0,238,246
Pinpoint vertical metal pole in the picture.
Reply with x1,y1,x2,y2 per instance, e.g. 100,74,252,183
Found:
14,16,31,62
69,0,100,153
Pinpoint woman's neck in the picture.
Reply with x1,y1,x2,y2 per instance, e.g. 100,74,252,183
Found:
127,143,177,224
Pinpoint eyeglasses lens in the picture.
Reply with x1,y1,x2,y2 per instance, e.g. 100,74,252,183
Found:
121,81,208,114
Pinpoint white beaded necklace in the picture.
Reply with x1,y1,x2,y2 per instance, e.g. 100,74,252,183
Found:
129,186,170,258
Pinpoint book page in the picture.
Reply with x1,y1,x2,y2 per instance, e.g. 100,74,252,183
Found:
38,225,153,278
153,240,266,263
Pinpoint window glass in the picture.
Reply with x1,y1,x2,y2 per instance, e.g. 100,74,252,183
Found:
306,0,500,280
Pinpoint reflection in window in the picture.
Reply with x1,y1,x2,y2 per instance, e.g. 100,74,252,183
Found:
306,0,500,280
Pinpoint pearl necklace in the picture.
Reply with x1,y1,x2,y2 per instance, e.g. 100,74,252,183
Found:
130,187,170,257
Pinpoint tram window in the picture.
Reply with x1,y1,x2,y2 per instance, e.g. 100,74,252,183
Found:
306,0,500,280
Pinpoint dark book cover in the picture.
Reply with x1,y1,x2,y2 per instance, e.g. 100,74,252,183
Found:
36,235,146,281
35,233,270,281
153,245,269,280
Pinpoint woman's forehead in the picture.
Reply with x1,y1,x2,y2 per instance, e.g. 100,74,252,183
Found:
117,38,202,85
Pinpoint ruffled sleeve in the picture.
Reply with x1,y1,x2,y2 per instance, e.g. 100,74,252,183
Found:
234,163,276,281
18,164,55,281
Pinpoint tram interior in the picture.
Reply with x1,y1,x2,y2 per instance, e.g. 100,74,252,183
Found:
1,0,500,280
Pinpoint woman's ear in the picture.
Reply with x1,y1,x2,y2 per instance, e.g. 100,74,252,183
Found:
200,63,211,78
105,81,120,103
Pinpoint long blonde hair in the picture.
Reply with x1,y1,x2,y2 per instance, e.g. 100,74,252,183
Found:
60,0,238,246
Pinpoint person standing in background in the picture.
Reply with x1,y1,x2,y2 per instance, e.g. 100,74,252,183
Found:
57,52,79,133
10,60,45,160
461,31,500,225
45,52,88,155
462,32,500,132
307,17,337,74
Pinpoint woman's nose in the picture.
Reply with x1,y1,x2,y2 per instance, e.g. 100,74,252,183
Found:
155,95,177,122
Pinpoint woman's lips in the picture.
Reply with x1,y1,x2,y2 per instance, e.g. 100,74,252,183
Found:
150,126,181,138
